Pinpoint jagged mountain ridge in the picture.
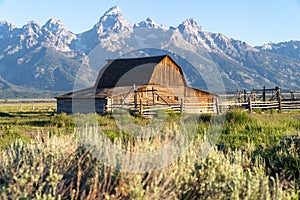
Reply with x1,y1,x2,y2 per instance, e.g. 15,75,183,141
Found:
0,6,300,95
257,41,300,61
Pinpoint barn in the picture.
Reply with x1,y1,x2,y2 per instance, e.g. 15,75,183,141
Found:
55,55,217,115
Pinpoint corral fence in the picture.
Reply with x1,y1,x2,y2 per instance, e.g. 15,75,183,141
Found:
108,99,220,118
222,86,300,113
108,86,300,117
2,86,300,117
0,98,56,112
0,99,56,104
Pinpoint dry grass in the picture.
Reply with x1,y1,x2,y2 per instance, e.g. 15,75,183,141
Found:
0,104,299,199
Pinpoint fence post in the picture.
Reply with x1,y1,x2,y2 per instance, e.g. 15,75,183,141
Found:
180,98,183,114
134,84,137,109
263,86,266,102
275,86,281,99
216,97,220,115
140,98,143,115
278,96,282,112
237,89,241,103
111,98,114,113
152,87,155,106
276,86,282,112
248,98,252,113
290,90,295,100
244,89,247,102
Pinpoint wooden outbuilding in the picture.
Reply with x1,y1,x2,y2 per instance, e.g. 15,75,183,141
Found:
55,55,217,115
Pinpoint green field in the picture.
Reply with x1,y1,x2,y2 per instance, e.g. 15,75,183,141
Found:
0,103,299,199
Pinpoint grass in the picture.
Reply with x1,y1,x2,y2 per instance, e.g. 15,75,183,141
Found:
0,104,299,199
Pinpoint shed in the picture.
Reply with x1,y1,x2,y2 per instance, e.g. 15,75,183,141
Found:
55,55,217,114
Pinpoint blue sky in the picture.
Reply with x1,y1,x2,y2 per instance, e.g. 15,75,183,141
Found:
0,0,299,46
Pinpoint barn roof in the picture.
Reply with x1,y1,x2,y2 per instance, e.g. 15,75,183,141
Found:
55,54,217,99
95,55,174,89
55,86,134,99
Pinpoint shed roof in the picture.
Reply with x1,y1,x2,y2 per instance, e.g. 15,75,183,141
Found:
55,86,133,99
95,55,169,89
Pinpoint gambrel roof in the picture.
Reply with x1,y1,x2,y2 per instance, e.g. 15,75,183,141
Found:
56,55,216,100
95,55,186,89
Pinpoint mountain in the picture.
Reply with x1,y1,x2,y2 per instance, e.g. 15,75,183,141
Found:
0,18,92,92
74,6,133,53
1,6,300,97
257,41,300,61
133,17,164,29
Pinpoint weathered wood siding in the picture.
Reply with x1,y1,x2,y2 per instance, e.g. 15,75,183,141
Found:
184,88,216,113
149,57,186,86
57,99,106,114
184,87,215,103
110,85,185,106
57,99,72,114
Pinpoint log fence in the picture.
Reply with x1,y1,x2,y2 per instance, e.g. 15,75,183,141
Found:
1,86,300,117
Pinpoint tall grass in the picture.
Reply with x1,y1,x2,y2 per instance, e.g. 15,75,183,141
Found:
0,117,299,199
0,105,299,199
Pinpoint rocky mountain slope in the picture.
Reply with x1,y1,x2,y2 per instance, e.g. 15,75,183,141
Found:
0,6,300,96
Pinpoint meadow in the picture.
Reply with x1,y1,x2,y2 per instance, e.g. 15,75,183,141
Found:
0,103,299,199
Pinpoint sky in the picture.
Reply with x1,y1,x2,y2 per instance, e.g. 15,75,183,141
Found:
0,0,300,46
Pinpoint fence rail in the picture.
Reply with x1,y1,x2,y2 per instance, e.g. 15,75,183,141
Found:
0,99,56,104
108,97,300,117
3,86,300,117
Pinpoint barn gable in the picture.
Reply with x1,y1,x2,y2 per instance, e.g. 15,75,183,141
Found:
149,56,186,86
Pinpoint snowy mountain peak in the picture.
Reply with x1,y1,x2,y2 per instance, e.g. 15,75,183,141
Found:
41,18,76,52
181,18,203,30
23,21,40,28
0,21,15,31
98,6,124,26
95,6,132,35
0,20,8,25
43,18,67,34
261,42,274,50
104,6,122,16
178,18,204,36
22,21,41,35
133,17,162,29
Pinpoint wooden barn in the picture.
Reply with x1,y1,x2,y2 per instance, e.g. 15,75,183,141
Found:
55,55,217,115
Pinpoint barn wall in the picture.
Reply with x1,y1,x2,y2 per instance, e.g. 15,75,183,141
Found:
57,99,72,114
57,99,107,114
110,85,186,106
184,87,215,103
184,88,217,113
149,57,186,86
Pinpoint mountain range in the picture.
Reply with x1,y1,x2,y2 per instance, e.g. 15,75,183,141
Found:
0,6,300,97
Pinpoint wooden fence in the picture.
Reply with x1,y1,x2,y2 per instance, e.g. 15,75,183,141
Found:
247,99,300,112
108,97,300,118
108,86,300,117
2,85,300,117
108,99,221,118
0,98,56,112
0,99,55,104
182,102,216,114
109,103,181,118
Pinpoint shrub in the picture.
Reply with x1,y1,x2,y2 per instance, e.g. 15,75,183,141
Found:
225,110,251,124
50,113,75,135
0,128,298,199
0,126,30,149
